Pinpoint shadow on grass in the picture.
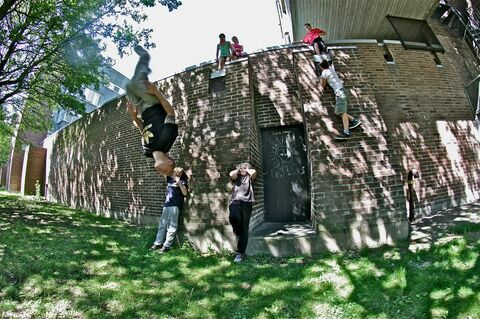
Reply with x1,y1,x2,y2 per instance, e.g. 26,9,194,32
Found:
1,193,479,318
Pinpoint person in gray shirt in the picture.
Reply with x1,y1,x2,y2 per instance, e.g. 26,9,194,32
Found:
228,162,257,263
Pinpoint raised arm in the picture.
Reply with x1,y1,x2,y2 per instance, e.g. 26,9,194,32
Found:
176,177,188,196
144,81,175,116
247,168,257,180
229,169,239,180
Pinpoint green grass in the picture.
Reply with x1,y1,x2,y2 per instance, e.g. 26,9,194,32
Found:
1,192,479,319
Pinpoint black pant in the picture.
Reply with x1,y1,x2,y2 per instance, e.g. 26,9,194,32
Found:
313,37,327,54
228,201,252,254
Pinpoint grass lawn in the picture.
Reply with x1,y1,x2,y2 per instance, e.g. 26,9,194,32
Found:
1,192,479,319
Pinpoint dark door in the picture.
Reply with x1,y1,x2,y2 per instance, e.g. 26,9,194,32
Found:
261,125,310,222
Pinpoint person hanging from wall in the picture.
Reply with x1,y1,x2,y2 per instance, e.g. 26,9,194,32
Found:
303,23,328,56
216,33,234,70
126,45,178,177
151,167,189,253
230,36,245,60
319,60,362,140
228,162,257,263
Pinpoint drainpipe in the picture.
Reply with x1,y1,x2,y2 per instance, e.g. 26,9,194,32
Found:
407,169,420,222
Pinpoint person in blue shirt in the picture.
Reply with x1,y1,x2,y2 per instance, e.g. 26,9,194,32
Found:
151,167,189,253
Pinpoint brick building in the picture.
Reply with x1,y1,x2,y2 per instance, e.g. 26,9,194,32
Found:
42,1,480,255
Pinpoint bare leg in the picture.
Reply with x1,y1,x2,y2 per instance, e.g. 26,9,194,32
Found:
313,43,321,55
341,113,350,132
219,57,226,70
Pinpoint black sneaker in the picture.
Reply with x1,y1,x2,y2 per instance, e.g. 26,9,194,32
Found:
158,246,171,254
335,131,352,140
349,119,362,130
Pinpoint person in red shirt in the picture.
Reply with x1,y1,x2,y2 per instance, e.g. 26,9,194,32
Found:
303,23,327,55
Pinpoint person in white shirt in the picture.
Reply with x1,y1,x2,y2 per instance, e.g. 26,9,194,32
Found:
319,60,362,140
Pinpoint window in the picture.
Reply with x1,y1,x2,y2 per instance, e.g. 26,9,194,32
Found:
387,15,445,52
380,43,395,63
432,52,443,67
107,82,125,95
84,88,103,106
209,71,226,97
279,0,287,14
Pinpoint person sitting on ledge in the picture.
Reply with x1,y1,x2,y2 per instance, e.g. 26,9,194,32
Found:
303,23,328,56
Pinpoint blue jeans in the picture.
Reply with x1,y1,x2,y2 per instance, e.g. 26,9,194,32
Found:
154,206,180,248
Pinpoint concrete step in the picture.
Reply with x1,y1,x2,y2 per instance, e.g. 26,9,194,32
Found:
246,222,327,257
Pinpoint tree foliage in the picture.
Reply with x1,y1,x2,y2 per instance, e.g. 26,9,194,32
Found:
0,122,11,167
0,0,181,135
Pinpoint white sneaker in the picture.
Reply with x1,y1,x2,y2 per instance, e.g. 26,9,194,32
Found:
233,253,244,263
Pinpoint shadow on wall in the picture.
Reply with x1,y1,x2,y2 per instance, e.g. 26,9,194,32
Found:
294,43,480,251
46,43,480,253
49,98,161,223
159,61,254,251
296,48,406,251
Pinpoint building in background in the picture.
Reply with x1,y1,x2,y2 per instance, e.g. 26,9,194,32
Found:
51,66,129,133
5,1,480,255
2,66,129,195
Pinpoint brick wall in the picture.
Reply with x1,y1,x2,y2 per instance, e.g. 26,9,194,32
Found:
43,21,480,252
248,49,304,229
23,147,47,195
8,151,24,192
358,39,480,214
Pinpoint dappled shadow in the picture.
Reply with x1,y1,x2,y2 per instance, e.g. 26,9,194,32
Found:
410,200,480,250
291,36,480,252
1,196,479,318
43,32,480,258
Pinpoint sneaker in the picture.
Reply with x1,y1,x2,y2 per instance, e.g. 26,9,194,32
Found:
150,243,162,250
349,119,362,130
233,253,245,263
158,246,171,254
335,131,352,140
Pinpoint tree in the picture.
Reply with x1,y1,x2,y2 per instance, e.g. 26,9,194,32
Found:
0,127,11,167
0,0,182,135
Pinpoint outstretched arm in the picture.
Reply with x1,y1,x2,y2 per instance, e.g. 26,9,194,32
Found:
126,100,143,132
144,81,175,116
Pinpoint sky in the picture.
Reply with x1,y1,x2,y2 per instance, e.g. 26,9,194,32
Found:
108,0,287,81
